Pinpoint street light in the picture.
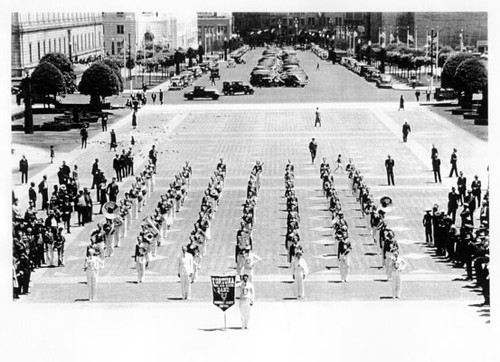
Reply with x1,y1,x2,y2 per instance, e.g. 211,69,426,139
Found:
224,36,228,61
294,18,298,45
23,68,34,134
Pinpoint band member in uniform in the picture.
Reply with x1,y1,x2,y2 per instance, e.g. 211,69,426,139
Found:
308,138,318,164
238,274,254,329
449,148,458,177
237,248,262,282
457,171,467,206
291,250,309,299
134,237,148,283
422,209,433,245
338,236,352,282
471,175,482,205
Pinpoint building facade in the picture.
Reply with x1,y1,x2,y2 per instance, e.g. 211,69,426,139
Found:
197,12,232,54
11,12,104,77
102,12,138,57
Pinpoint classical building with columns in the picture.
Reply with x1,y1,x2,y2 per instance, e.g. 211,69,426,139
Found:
11,12,103,77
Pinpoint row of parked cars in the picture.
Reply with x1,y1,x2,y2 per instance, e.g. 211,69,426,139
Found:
250,47,309,87
183,81,255,101
340,57,393,88
310,43,329,60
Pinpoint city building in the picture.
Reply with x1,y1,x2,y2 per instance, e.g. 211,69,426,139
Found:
11,12,104,77
102,12,198,58
197,12,232,54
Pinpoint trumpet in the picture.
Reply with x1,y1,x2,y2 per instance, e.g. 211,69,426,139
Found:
143,232,154,243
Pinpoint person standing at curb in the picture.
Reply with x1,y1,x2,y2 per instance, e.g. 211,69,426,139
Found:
80,126,88,149
415,90,421,102
432,155,442,183
159,88,164,105
177,246,194,300
389,251,407,299
110,129,117,152
19,155,28,184
50,146,55,164
132,111,137,129
398,95,405,111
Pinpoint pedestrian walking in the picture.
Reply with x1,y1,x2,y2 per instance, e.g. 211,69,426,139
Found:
432,156,442,183
415,90,421,102
471,175,482,205
110,129,117,152
314,107,321,127
210,73,216,86
177,246,194,300
316,62,320,71
132,111,137,129
447,187,460,224
83,247,104,301
389,252,407,298
309,138,318,164
398,95,405,111
238,274,254,329
151,91,157,105
101,114,108,132
19,155,28,184
73,165,80,190
91,159,99,190
80,126,88,148
431,144,438,161
291,250,309,299
449,148,458,177
159,88,164,105
385,155,395,186
402,121,411,142
50,146,55,164
131,136,135,146
457,171,467,206
38,175,49,210
426,89,431,102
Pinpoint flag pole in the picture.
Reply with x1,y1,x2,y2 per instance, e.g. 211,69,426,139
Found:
224,311,227,330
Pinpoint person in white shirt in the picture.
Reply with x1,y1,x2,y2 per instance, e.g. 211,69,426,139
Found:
390,252,407,299
291,250,309,299
177,246,194,300
239,274,255,329
83,247,104,301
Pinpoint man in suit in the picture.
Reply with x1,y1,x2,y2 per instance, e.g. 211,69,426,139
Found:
238,273,255,329
148,145,158,168
432,156,442,183
177,246,194,300
422,209,433,245
457,172,467,206
113,154,122,182
91,159,99,189
308,138,318,164
106,177,120,203
449,148,458,177
28,182,37,207
402,121,411,142
38,175,49,210
447,187,460,224
19,155,28,184
384,155,395,186
471,175,482,205
464,191,476,226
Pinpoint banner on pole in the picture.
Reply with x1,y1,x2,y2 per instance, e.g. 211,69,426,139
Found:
211,275,236,312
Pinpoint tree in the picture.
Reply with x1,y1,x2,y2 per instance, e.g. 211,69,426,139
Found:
441,52,475,89
78,62,121,110
173,50,185,75
454,58,487,109
31,62,65,107
102,58,124,92
40,52,77,93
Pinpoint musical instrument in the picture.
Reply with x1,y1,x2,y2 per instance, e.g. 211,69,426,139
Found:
113,215,123,226
143,232,154,243
103,201,120,220
380,196,393,213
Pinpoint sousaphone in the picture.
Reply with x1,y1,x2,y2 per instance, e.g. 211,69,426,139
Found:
103,201,120,220
380,196,393,213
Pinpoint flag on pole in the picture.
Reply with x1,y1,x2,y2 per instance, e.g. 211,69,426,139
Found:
408,34,414,42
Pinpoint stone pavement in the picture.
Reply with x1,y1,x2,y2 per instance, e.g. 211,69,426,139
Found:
14,101,489,310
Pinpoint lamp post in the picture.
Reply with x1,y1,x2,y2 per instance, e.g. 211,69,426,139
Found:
294,18,298,45
278,19,282,46
23,68,34,134
224,36,228,61
67,29,72,62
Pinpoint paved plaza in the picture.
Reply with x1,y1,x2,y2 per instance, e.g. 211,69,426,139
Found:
8,48,494,361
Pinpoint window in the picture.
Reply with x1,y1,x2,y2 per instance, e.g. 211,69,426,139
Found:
116,12,124,17
59,38,61,52
111,41,115,55
37,42,40,60
49,39,52,52
43,40,46,55
117,25,124,34
29,43,32,62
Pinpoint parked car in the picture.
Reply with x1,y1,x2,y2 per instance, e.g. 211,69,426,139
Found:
222,81,254,95
376,74,393,88
367,69,381,82
434,88,459,101
180,71,194,85
188,66,202,78
169,76,185,90
184,86,220,100
227,59,236,68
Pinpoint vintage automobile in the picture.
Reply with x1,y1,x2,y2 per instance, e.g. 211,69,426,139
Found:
222,81,254,95
434,87,459,101
210,68,221,80
366,69,381,82
184,86,220,100
187,66,203,78
376,74,393,88
169,76,185,90
227,59,236,68
179,71,194,85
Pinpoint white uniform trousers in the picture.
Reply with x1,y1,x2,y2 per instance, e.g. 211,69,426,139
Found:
339,255,351,282
86,268,98,301
45,244,54,266
180,273,192,299
136,256,146,283
239,298,252,328
392,271,402,297
294,272,305,298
